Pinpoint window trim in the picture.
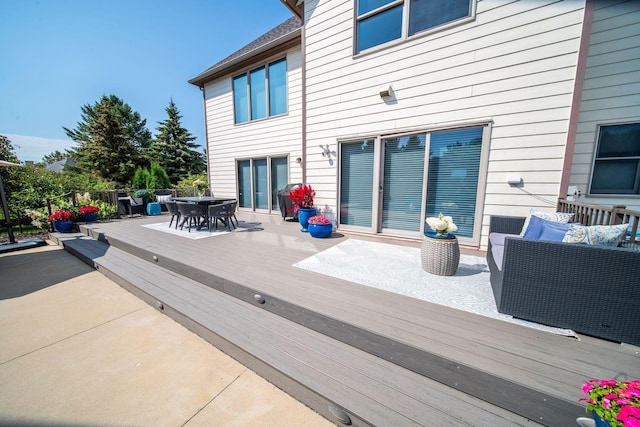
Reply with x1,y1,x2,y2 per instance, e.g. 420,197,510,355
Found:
353,0,476,56
588,122,640,197
232,57,288,124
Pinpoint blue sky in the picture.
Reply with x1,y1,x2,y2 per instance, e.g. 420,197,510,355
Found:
0,0,293,162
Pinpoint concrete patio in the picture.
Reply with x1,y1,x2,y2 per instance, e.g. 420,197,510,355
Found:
0,242,332,426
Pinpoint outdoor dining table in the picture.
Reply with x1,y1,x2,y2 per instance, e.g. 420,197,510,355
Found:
172,197,237,230
171,196,236,204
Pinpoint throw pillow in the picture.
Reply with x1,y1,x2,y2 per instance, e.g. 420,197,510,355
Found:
562,223,629,247
522,215,546,239
519,209,574,237
538,220,571,242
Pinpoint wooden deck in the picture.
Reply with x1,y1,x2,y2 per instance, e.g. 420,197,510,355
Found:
52,212,640,427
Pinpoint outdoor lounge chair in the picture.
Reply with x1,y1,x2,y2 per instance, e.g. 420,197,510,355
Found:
487,215,640,345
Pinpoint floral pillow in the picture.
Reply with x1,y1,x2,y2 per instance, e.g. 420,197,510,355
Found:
562,223,629,247
519,209,574,237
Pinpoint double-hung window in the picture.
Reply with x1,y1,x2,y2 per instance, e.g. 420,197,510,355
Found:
589,123,640,195
355,0,473,53
233,58,287,124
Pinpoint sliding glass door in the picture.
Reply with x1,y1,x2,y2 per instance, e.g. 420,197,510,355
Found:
237,156,288,213
339,140,375,229
338,126,486,243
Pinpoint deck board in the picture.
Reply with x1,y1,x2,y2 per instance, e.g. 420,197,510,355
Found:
55,213,640,426
55,234,540,427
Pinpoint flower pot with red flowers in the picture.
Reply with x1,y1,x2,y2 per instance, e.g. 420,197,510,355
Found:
48,209,76,233
580,379,640,427
288,184,316,232
308,215,333,238
79,205,100,223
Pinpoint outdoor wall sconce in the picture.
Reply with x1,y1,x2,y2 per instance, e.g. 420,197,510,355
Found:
506,174,522,186
295,157,302,164
379,84,393,98
320,144,332,157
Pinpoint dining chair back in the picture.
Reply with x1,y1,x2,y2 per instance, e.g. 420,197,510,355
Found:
221,200,238,228
208,204,230,231
165,201,181,229
176,202,208,232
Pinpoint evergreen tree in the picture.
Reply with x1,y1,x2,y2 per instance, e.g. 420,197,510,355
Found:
151,99,205,184
64,95,152,187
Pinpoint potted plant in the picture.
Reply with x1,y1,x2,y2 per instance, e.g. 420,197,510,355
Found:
48,209,76,233
425,212,458,239
307,215,333,238
580,379,640,427
288,184,316,232
421,212,460,276
192,178,207,197
79,205,100,223
133,189,153,213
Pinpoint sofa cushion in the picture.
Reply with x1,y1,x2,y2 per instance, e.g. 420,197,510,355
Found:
489,232,519,271
539,220,571,242
519,209,574,237
563,223,629,247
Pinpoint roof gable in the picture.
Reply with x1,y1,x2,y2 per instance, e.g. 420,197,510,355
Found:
189,16,302,87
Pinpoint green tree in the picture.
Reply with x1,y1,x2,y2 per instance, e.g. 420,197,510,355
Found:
151,99,205,184
42,150,68,165
132,167,151,190
148,161,171,190
64,95,152,187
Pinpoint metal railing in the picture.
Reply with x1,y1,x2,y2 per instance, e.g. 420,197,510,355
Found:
557,198,639,244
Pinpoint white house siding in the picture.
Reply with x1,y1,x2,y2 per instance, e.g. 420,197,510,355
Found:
303,0,586,248
203,48,303,206
569,0,640,211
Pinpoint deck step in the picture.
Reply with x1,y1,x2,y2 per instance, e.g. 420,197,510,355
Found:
52,232,543,427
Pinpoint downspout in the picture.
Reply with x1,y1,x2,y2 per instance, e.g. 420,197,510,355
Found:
200,86,212,192
560,0,594,198
300,6,307,184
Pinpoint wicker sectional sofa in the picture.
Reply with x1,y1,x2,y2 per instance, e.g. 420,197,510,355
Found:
487,215,640,346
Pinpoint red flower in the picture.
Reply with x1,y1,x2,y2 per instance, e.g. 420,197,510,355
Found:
288,185,315,209
80,205,100,214
48,209,75,222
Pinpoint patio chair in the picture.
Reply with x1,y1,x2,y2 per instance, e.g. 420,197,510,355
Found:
221,200,238,228
176,202,208,232
208,204,231,231
165,201,181,229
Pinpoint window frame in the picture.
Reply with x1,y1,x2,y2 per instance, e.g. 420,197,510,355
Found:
233,57,288,124
588,122,640,196
354,0,475,55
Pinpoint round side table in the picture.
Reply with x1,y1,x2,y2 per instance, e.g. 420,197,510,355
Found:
420,234,460,276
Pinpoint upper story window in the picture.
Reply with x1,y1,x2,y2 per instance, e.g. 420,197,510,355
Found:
356,0,473,53
233,58,287,124
589,123,640,195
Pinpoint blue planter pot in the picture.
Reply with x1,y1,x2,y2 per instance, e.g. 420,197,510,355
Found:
592,414,612,427
83,213,97,223
297,208,317,232
309,223,332,238
53,220,74,233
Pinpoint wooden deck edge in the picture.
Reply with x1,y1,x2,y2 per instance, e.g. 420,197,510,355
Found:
54,235,370,426
63,229,580,427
